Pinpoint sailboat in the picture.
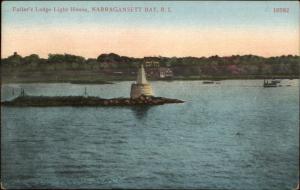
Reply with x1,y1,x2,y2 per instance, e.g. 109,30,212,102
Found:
263,79,277,87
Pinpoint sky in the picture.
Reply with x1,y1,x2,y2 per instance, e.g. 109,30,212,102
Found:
1,1,299,58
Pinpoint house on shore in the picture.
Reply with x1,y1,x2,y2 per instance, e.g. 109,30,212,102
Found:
159,67,174,78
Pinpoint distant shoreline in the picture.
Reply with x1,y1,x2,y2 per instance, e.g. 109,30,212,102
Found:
2,53,299,84
1,75,298,84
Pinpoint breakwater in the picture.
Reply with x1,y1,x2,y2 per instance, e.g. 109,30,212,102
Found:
1,95,184,107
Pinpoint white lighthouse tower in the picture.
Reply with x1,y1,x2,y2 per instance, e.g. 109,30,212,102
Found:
130,63,154,98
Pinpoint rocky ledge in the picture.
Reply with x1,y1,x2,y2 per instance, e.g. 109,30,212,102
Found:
1,95,184,107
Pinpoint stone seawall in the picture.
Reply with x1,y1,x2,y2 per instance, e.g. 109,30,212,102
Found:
1,95,184,107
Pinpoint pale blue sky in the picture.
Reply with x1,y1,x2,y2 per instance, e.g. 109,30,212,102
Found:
2,1,299,58
2,1,299,29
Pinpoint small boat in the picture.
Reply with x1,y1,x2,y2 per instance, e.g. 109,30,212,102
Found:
203,81,214,84
263,79,277,87
271,79,281,84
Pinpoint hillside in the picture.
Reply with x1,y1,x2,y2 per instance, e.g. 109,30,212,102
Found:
1,52,299,83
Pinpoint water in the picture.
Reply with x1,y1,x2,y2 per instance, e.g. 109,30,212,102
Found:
1,80,299,189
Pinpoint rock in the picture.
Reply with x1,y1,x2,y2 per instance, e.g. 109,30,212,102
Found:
1,95,184,107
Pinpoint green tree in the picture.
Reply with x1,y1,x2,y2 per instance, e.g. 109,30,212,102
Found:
6,52,22,65
23,54,40,65
48,53,85,64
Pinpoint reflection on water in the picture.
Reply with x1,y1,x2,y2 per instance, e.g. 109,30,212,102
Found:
130,106,152,120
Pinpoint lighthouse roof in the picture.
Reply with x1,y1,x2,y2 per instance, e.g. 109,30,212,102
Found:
136,64,148,84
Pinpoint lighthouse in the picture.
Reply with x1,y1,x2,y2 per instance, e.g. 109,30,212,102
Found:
130,63,154,98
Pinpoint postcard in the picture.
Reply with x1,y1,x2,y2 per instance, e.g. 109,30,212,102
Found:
1,1,299,189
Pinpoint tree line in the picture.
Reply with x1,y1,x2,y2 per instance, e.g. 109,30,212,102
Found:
2,52,299,66
1,52,299,77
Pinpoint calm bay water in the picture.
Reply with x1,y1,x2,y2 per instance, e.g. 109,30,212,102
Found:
1,80,299,189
